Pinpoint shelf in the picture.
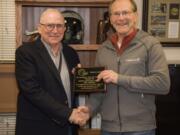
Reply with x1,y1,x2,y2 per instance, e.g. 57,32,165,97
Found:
0,64,15,74
79,129,100,135
70,44,100,51
15,0,111,7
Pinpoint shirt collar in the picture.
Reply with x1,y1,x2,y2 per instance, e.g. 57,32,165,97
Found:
41,38,62,57
110,29,137,54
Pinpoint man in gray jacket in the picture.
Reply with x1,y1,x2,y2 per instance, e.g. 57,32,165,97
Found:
85,0,170,135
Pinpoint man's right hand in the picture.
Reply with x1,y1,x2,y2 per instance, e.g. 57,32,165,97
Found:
68,106,90,126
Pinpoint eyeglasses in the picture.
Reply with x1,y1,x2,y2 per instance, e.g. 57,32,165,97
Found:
111,10,134,17
40,23,65,31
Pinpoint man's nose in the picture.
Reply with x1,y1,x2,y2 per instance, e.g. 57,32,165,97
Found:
117,14,126,19
52,26,58,32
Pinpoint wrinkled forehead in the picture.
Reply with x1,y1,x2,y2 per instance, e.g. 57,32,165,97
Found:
40,9,65,24
110,0,134,13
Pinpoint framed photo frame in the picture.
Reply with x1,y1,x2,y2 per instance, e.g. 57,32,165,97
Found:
142,0,180,46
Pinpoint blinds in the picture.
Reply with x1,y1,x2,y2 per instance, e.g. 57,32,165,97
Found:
0,113,16,135
0,0,16,63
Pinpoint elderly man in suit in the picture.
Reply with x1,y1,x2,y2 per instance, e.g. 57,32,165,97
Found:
15,8,88,135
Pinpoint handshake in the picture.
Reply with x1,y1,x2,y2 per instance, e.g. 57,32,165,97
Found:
69,106,90,126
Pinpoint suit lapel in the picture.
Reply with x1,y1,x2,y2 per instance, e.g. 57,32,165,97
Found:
35,39,62,84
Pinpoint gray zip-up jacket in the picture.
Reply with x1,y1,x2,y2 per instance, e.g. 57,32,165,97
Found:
86,30,170,132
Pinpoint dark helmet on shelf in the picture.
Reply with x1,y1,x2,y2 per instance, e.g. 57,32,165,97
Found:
62,10,84,44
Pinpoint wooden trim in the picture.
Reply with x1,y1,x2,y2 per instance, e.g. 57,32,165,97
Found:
15,0,111,7
79,129,100,135
16,4,23,48
142,0,148,32
0,64,15,74
15,0,110,1
0,104,17,113
70,44,100,51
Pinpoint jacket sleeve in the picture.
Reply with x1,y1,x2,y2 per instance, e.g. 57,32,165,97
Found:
86,47,105,116
118,41,170,95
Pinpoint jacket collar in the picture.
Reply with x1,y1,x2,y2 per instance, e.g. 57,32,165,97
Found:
110,29,137,54
35,37,63,84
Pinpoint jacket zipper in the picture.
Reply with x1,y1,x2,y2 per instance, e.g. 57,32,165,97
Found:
117,58,122,131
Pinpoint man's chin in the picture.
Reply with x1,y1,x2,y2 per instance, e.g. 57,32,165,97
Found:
49,41,60,46
117,31,128,36
49,39,61,44
117,28,132,36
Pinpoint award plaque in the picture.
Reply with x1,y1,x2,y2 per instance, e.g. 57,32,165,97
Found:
73,67,106,92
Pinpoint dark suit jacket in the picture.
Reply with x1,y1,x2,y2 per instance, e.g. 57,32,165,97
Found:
15,38,80,135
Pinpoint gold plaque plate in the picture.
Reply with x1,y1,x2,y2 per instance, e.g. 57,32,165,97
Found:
73,67,106,92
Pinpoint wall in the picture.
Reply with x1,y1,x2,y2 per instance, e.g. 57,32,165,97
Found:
163,47,180,64
135,0,143,29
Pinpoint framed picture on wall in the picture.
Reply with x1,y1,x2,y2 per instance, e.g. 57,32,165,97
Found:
142,0,180,46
